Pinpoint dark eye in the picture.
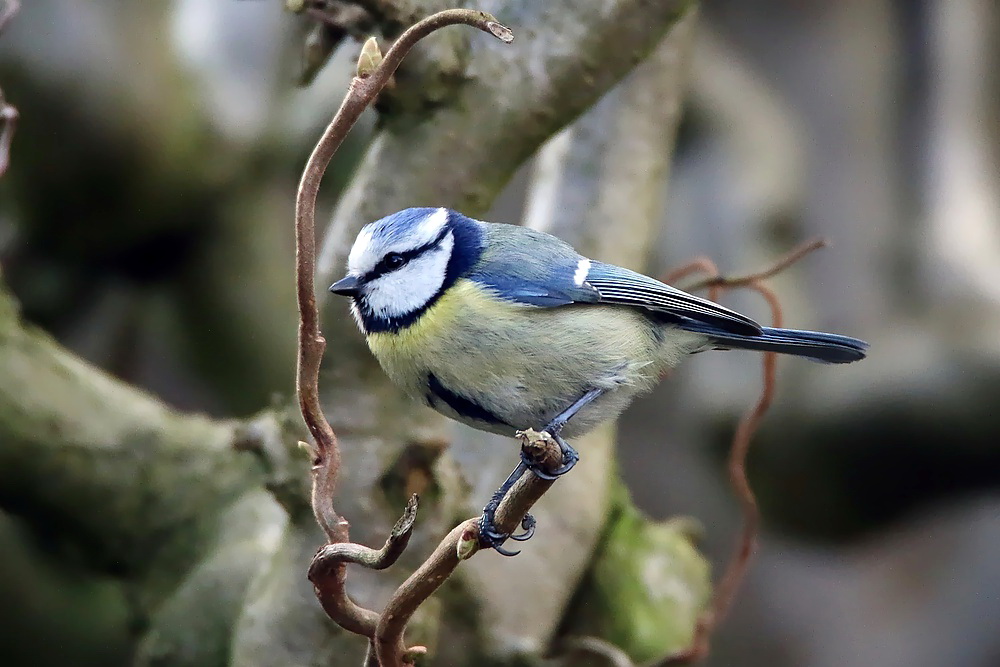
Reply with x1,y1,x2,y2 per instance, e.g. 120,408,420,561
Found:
382,252,405,270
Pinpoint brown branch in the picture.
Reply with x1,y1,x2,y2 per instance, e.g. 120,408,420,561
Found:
0,0,20,179
656,242,828,664
682,238,828,292
293,7,514,663
309,494,419,576
374,430,564,666
661,257,722,303
661,281,779,665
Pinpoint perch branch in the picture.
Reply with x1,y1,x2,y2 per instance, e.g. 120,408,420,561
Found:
0,0,20,179
293,7,513,662
374,430,564,665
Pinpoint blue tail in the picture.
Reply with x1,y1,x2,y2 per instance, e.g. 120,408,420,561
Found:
682,323,869,364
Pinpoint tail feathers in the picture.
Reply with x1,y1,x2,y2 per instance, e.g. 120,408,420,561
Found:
683,323,869,364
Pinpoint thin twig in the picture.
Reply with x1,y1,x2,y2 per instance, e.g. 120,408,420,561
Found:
656,241,815,664
682,238,827,292
661,256,721,303
662,280,779,665
293,7,513,664
309,495,419,577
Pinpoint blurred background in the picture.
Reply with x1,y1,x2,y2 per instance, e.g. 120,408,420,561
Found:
1,1,999,666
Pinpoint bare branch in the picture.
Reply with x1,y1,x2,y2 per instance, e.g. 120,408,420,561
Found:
682,238,828,292
296,6,513,533
309,495,419,575
374,431,564,665
293,7,514,659
658,246,815,663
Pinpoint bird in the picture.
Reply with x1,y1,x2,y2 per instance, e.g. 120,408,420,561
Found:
329,207,868,554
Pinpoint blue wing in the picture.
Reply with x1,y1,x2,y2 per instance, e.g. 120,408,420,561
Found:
467,224,602,307
584,261,762,336
466,224,762,336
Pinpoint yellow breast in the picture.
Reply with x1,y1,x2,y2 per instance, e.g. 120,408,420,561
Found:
365,280,511,390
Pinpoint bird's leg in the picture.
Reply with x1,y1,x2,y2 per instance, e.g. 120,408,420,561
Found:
479,388,604,555
520,387,604,481
478,460,537,556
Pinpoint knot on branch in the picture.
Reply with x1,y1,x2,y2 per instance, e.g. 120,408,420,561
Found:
516,428,563,472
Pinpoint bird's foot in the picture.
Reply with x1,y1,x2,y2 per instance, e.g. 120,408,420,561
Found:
478,509,536,557
475,426,580,556
517,428,579,481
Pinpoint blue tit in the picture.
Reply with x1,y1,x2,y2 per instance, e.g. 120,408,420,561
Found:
329,207,868,552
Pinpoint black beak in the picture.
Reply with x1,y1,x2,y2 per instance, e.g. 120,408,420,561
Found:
329,275,361,297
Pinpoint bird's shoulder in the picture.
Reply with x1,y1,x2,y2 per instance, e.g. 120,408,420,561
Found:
465,222,597,308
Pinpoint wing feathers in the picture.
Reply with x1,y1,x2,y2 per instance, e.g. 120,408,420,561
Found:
585,262,762,336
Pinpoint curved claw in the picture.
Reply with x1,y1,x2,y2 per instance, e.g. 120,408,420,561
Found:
479,525,522,556
478,511,536,555
492,542,522,557
509,513,536,541
521,446,579,480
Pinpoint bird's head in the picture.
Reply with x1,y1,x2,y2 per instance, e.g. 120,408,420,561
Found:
330,207,481,333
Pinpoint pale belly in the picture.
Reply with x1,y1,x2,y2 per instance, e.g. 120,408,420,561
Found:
366,281,706,438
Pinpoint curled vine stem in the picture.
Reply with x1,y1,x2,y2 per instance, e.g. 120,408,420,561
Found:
657,242,823,665
292,8,514,664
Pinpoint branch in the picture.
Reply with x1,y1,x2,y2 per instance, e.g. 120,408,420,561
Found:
0,277,264,602
374,430,564,665
557,244,810,666
655,244,824,665
295,6,512,536
309,494,419,575
292,7,514,660
682,238,828,292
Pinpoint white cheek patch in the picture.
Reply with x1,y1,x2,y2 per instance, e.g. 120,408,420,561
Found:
574,258,591,286
363,233,454,318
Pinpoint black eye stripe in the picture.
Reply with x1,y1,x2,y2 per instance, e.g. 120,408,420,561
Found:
364,227,450,281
